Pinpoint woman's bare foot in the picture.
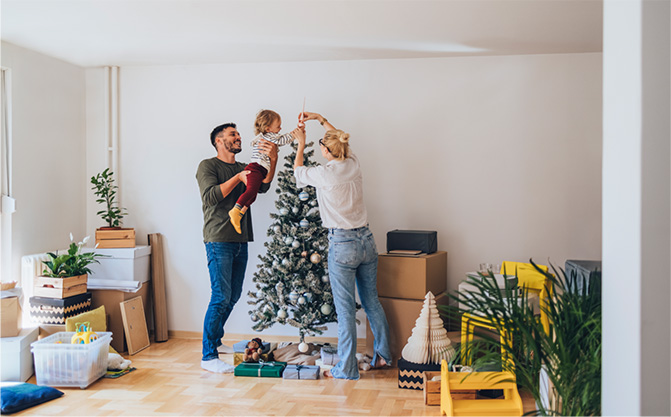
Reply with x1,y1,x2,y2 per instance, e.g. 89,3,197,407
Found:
371,357,388,369
323,369,334,378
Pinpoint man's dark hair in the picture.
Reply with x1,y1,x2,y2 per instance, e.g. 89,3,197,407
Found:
210,123,237,149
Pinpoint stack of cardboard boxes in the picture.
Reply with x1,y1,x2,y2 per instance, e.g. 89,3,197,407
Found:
2,285,39,382
366,251,448,365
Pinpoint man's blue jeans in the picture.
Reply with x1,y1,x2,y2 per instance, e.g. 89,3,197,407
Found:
202,242,248,361
328,226,391,380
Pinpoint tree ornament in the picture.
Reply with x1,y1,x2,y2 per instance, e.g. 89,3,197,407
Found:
289,291,299,303
292,240,300,249
301,251,308,258
273,225,281,233
282,258,290,266
298,191,309,201
321,275,329,283
272,260,279,267
310,253,322,264
284,236,293,245
292,207,299,214
310,200,317,206
299,219,309,228
298,296,306,305
298,342,309,353
279,208,289,215
278,309,287,319
303,292,313,302
256,290,264,298
320,304,332,315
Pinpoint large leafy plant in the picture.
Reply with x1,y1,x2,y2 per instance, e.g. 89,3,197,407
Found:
91,168,127,228
444,261,601,416
42,235,105,278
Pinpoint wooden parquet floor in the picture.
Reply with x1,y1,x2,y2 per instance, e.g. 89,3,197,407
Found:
18,338,535,416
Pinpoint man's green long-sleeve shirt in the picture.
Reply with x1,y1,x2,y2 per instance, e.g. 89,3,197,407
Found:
196,157,270,243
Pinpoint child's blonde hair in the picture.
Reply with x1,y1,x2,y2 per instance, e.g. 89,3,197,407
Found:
322,129,350,161
254,109,280,135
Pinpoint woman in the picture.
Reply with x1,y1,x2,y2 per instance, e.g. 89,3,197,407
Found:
293,112,391,380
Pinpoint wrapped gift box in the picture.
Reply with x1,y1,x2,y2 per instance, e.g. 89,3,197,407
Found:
234,361,287,378
282,364,320,380
397,357,441,390
315,359,333,371
320,347,339,366
29,292,92,325
234,352,272,366
232,340,275,354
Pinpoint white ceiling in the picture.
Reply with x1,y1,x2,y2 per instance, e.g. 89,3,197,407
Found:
1,0,603,68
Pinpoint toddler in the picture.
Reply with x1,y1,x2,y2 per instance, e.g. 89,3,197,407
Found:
229,109,299,233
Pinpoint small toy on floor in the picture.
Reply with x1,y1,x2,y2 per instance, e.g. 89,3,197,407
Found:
243,337,264,363
107,352,132,370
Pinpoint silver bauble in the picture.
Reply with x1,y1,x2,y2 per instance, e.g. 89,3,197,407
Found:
298,191,309,201
298,342,309,353
273,225,281,233
292,240,300,248
272,260,279,267
320,304,332,315
282,258,290,266
297,296,306,305
278,309,287,319
299,219,309,228
310,200,317,206
279,208,289,215
284,236,293,245
321,275,329,283
289,291,299,302
292,207,299,214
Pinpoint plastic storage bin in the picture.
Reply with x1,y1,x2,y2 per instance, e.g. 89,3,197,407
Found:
31,331,112,388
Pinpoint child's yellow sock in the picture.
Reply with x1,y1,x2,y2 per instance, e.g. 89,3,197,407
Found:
229,206,243,234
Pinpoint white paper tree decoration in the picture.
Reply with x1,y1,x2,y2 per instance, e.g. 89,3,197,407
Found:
401,291,456,364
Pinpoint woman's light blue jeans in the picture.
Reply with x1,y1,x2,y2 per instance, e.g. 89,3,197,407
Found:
328,226,391,380
202,242,248,361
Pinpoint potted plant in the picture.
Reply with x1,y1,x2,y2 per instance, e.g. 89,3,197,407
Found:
34,234,106,298
443,261,601,416
91,168,135,248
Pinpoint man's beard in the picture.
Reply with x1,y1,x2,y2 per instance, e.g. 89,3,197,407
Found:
225,141,242,154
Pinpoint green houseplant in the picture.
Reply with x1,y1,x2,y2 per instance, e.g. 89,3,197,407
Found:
90,168,135,248
35,234,106,298
444,261,601,416
90,168,127,228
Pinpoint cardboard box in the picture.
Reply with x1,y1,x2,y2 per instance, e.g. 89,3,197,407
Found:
39,324,66,339
1,296,19,337
365,294,450,365
1,327,39,382
90,281,151,352
85,245,151,282
29,292,92,325
377,252,447,300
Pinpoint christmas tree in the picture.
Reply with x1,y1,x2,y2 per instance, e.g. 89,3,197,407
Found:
248,141,342,345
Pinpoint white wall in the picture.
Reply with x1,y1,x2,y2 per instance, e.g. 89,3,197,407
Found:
0,42,87,282
602,0,670,414
84,53,602,339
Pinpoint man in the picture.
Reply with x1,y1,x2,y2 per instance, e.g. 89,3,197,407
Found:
196,122,278,373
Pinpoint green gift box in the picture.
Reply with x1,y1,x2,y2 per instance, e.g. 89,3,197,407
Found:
234,361,287,378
